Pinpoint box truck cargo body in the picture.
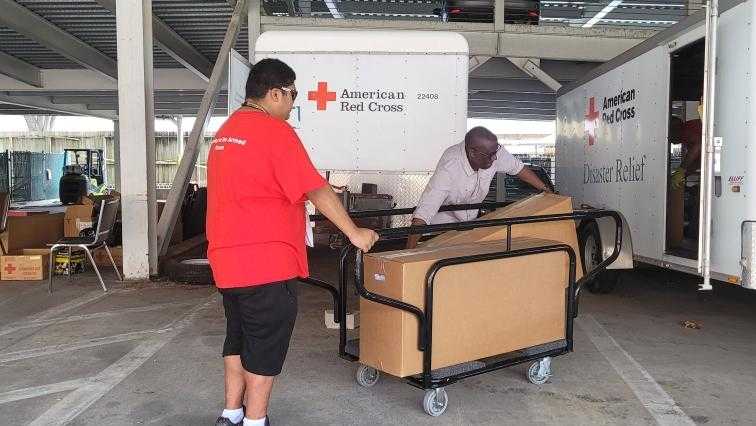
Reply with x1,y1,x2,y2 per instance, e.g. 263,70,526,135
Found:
556,0,756,289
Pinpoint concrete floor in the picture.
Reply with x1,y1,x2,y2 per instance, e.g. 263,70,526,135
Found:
1,251,756,425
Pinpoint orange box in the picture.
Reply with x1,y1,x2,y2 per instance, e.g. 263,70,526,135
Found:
359,238,571,378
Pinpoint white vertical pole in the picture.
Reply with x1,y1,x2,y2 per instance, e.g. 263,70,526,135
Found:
249,0,261,61
116,0,157,279
175,115,184,160
698,0,718,291
494,0,506,31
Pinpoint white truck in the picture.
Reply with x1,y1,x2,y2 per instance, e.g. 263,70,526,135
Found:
555,0,755,291
233,31,469,212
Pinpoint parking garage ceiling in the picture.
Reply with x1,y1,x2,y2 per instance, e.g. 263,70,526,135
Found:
0,0,701,121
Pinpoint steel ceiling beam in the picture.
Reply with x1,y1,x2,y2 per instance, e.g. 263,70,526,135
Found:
259,16,657,62
507,58,562,92
0,0,118,80
0,92,116,120
94,0,213,81
0,50,42,88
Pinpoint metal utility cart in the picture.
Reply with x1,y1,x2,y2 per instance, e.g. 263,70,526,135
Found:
302,204,622,417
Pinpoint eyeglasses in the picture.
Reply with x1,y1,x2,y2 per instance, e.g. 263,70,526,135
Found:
468,144,501,161
279,86,298,101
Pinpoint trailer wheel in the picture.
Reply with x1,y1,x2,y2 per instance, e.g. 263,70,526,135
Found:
355,364,380,388
578,221,620,294
423,388,448,417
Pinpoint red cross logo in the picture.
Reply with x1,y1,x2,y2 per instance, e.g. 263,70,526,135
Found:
308,82,337,111
585,97,600,146
4,263,16,275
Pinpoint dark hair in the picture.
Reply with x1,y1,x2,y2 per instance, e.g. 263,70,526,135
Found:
465,126,497,146
245,58,296,100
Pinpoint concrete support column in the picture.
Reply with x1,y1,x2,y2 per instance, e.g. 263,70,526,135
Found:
494,0,506,31
173,115,184,160
112,119,121,191
249,0,261,61
115,0,158,279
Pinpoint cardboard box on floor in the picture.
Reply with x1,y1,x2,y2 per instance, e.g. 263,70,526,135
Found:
1,249,51,281
423,193,582,280
1,213,64,252
359,237,572,378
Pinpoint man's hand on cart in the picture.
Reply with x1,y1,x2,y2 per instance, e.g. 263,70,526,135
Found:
406,218,427,249
348,228,379,252
307,184,379,252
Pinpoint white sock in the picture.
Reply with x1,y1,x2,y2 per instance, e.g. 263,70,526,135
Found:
243,417,267,426
221,408,244,424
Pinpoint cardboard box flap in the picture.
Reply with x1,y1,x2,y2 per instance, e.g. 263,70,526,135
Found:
426,194,574,247
369,237,566,264
421,194,582,280
481,193,572,220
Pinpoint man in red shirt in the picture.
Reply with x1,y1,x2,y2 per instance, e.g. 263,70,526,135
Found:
208,59,378,426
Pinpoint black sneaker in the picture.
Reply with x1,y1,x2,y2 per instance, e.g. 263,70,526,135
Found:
214,417,242,426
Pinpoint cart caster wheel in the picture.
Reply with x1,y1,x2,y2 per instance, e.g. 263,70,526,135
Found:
527,358,552,385
423,388,449,417
355,365,380,387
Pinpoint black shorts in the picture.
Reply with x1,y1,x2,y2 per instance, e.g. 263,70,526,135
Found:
221,279,298,376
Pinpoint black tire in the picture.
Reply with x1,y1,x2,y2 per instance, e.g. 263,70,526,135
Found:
165,258,214,285
182,187,207,239
578,221,620,294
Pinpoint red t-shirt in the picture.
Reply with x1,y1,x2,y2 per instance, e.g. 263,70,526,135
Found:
206,109,326,289
681,119,702,146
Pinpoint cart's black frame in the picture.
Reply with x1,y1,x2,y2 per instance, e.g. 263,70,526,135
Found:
301,203,622,391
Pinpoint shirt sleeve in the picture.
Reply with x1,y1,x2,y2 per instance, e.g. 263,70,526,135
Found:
496,147,525,175
412,166,453,224
271,124,327,204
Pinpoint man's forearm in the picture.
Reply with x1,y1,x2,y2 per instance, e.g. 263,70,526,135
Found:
516,168,550,192
307,185,358,237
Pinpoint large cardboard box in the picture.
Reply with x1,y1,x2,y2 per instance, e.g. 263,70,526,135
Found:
1,213,64,252
423,194,582,279
359,238,571,378
1,249,51,281
64,198,95,237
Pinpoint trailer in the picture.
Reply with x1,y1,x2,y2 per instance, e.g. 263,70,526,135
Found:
555,0,756,291
240,31,469,216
